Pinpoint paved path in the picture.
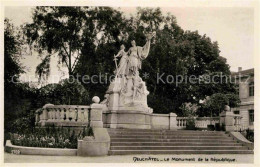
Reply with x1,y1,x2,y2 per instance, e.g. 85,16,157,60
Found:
4,153,253,163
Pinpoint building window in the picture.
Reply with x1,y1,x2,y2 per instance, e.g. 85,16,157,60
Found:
249,82,254,96
249,110,254,125
234,110,240,114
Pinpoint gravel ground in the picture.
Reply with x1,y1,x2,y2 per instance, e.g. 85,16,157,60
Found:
4,152,253,163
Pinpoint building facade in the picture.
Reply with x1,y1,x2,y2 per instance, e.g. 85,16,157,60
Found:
231,67,254,130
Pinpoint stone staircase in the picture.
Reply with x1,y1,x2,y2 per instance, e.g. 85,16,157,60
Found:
107,129,253,155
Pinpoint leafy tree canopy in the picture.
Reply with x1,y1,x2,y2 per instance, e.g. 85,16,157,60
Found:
23,7,238,115
197,93,240,117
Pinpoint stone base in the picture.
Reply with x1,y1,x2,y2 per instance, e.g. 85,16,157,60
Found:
224,125,235,132
77,128,110,156
104,110,152,129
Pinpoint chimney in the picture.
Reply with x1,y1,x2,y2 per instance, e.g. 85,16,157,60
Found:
238,67,242,72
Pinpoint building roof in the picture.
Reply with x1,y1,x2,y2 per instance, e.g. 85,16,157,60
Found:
231,68,254,77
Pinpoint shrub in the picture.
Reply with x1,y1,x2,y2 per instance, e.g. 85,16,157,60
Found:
245,129,254,142
9,126,93,149
186,118,196,130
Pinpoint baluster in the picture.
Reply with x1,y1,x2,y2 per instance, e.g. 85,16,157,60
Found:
71,108,75,122
42,108,48,121
60,108,65,121
77,108,83,122
69,108,73,121
51,108,55,120
55,108,60,121
47,109,51,121
76,108,79,121
39,112,43,121
83,108,89,123
65,108,70,121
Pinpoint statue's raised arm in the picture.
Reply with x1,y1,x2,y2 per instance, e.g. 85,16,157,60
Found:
137,32,155,60
127,32,155,76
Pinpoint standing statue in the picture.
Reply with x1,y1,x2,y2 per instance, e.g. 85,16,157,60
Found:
107,32,155,108
127,33,154,76
114,44,129,78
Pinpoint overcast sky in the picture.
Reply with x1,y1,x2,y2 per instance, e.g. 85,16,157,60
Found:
5,6,254,83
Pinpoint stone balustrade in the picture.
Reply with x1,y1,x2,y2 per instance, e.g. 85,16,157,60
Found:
176,117,187,129
195,117,220,128
35,105,90,127
176,117,220,129
234,114,244,131
220,111,244,132
35,103,244,132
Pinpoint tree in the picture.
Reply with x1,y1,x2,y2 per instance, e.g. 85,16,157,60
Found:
75,7,237,114
24,7,126,81
4,19,33,138
124,8,237,115
4,19,23,83
197,93,240,117
35,79,89,106
23,7,238,115
4,18,24,118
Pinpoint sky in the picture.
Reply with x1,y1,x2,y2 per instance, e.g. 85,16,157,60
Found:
4,6,254,84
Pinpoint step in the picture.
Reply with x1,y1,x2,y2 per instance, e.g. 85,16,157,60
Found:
110,138,236,142
107,129,224,134
110,136,231,140
110,146,248,151
109,132,227,136
110,134,230,139
108,150,254,155
110,142,243,147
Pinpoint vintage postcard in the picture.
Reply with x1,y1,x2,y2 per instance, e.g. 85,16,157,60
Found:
1,0,259,166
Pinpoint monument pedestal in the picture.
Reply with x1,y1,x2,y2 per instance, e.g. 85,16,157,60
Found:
220,110,235,132
104,110,152,129
103,77,153,129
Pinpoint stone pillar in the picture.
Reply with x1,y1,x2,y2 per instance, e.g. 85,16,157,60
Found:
169,113,177,130
90,96,103,128
220,111,235,132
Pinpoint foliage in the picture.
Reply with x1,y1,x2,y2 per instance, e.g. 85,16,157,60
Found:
186,118,196,130
35,55,51,82
245,129,254,143
4,19,24,83
36,78,89,105
24,7,125,80
4,19,35,142
179,103,198,117
197,93,240,117
179,103,197,130
9,112,36,134
9,126,93,149
21,7,238,114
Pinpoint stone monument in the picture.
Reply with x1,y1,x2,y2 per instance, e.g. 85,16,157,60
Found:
102,32,155,129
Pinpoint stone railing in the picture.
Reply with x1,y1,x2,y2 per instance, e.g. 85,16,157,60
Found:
220,111,244,132
176,117,187,129
176,117,220,129
35,104,90,127
195,117,220,129
234,114,244,131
